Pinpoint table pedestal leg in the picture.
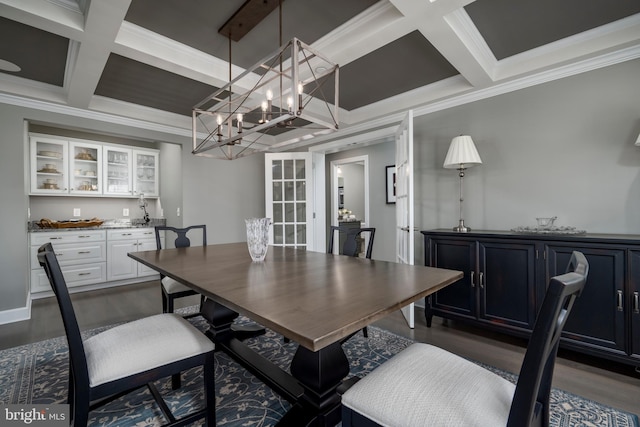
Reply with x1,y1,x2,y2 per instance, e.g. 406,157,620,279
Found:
200,298,265,341
281,342,350,426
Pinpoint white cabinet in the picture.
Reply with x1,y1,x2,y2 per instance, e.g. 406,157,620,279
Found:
103,145,133,196
29,230,107,293
133,149,159,197
103,146,159,198
30,136,69,194
106,228,160,281
69,141,102,195
30,133,159,198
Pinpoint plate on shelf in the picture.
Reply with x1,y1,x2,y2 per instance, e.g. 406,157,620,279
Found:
38,151,61,158
38,168,59,173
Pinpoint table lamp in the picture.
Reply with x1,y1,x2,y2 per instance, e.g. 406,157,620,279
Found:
443,135,482,232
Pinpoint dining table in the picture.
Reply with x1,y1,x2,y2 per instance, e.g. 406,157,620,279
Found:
129,242,462,426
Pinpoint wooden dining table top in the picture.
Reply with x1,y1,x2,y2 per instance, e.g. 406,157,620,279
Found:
129,242,462,352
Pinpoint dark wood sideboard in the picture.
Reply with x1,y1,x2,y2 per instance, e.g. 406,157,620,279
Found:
422,229,640,368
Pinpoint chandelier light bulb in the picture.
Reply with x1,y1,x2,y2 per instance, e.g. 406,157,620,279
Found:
266,89,273,101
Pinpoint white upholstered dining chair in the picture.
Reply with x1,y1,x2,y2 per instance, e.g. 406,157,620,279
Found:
341,251,589,427
37,242,216,427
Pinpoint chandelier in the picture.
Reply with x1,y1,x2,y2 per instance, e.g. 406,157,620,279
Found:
192,0,339,160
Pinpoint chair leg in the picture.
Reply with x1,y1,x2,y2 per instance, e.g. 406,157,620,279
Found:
74,389,90,427
203,353,216,426
167,294,175,314
362,326,368,338
161,289,169,314
171,373,181,390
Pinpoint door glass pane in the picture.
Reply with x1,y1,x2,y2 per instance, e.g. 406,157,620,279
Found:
284,160,294,179
273,203,283,223
296,203,306,222
295,159,305,179
272,160,282,180
284,182,294,201
297,225,306,244
285,203,295,222
274,224,283,244
285,225,295,244
296,181,306,201
273,182,282,201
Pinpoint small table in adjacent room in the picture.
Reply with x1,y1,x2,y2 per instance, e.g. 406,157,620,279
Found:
129,243,462,426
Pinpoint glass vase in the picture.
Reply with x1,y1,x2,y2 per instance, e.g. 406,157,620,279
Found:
245,218,271,262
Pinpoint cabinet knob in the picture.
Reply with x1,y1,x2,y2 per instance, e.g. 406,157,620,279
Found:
470,271,475,288
634,292,639,314
479,272,484,288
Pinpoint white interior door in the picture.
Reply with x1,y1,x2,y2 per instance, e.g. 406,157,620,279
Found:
396,110,415,328
265,153,314,250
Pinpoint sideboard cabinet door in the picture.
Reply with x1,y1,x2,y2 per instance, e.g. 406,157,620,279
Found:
547,245,626,356
478,241,538,331
627,250,640,362
426,237,476,322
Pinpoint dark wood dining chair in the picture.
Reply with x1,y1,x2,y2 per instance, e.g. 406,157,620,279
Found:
37,242,216,427
329,225,376,339
328,225,376,259
341,251,589,427
155,225,207,316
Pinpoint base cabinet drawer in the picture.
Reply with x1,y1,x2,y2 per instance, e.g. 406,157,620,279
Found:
31,263,106,293
30,242,105,267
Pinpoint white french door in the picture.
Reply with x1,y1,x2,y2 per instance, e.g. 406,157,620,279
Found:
265,153,314,250
396,110,415,328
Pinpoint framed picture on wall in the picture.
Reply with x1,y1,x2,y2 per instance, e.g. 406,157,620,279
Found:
386,165,396,204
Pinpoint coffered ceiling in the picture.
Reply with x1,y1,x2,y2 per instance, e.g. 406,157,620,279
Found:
1,0,639,151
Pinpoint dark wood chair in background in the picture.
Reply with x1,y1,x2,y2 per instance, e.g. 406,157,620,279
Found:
155,225,207,316
37,242,216,427
157,225,266,353
329,225,376,339
328,225,376,259
341,251,589,427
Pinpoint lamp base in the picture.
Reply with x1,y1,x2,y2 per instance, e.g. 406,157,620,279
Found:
453,219,470,233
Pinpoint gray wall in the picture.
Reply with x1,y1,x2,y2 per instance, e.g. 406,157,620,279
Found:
413,58,640,243
0,104,265,315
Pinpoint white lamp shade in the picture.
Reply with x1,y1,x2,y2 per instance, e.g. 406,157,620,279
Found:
443,135,482,169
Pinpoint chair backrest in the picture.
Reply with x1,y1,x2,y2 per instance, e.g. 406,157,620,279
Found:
155,225,207,250
507,251,589,427
328,225,375,259
37,243,91,392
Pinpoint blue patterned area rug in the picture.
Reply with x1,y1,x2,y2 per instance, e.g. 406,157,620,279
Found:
0,312,638,427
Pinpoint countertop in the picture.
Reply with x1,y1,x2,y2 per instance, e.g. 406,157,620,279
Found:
28,218,166,232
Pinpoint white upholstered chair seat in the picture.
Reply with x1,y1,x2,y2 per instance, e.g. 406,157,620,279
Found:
161,277,193,294
341,343,515,427
84,313,214,387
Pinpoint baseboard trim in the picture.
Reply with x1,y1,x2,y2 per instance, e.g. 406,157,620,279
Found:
0,295,32,325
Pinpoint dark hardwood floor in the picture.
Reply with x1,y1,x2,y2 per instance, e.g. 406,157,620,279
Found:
1,281,638,414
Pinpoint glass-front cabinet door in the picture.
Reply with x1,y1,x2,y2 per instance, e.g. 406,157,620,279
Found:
103,145,132,196
69,141,102,195
133,149,159,197
30,136,69,194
